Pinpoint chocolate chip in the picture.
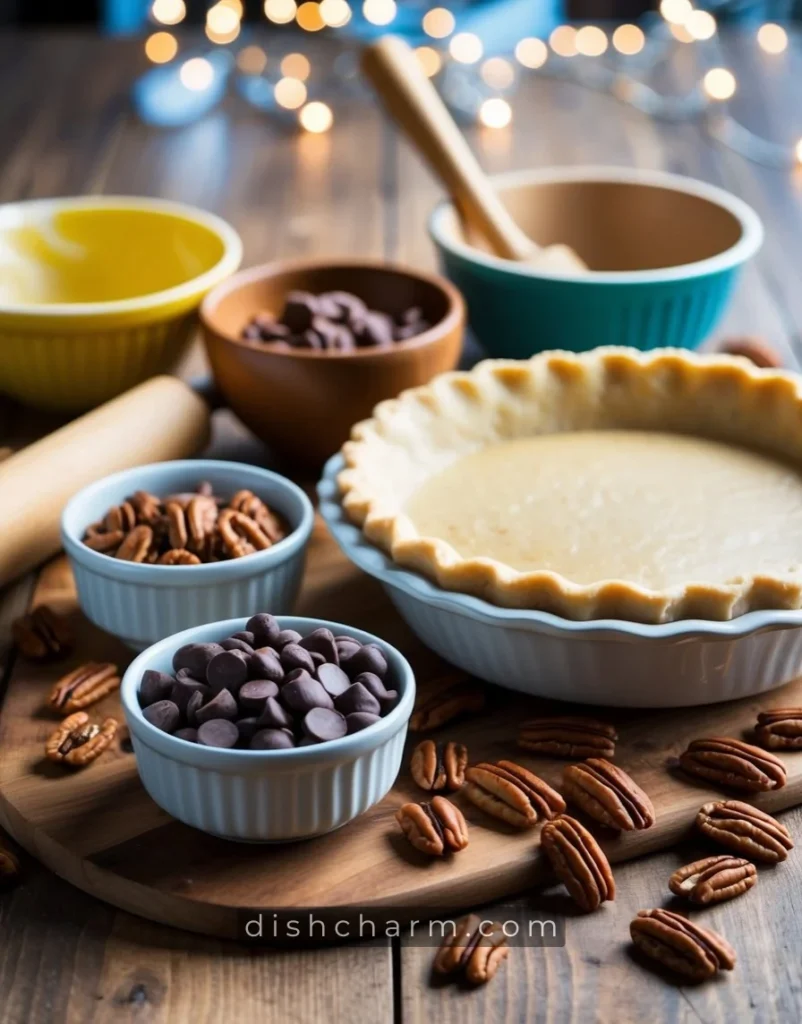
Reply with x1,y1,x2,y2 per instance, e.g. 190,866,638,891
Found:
142,699,180,733
197,719,239,748
346,712,381,734
236,717,261,742
276,629,302,648
175,668,205,685
230,630,256,646
206,650,249,693
195,688,239,724
220,637,254,655
310,652,326,668
186,689,204,726
345,644,388,680
247,613,281,648
172,642,224,676
256,695,293,730
354,672,397,706
247,648,284,684
239,679,280,712
335,682,381,716
140,670,175,707
171,677,211,714
280,643,317,675
250,728,296,750
281,674,334,714
327,290,368,323
174,727,198,743
303,707,347,743
354,310,394,348
282,290,318,333
317,662,351,698
300,627,338,664
336,637,362,666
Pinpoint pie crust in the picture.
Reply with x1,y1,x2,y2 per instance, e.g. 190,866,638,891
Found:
337,347,802,623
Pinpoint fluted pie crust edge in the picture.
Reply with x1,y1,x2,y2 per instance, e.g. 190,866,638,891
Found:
337,347,802,624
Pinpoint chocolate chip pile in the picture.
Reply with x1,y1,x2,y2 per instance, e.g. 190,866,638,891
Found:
138,613,398,749
82,484,287,565
241,289,431,351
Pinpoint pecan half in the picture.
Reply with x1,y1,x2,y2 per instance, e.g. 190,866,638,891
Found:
669,855,756,905
186,495,219,550
84,530,125,553
464,760,565,828
696,800,793,863
159,548,202,565
12,605,73,660
104,501,137,533
518,716,617,759
433,914,509,985
229,489,285,543
0,842,20,885
165,501,189,549
755,708,802,750
409,674,486,732
630,908,736,982
563,758,655,831
410,740,468,792
395,796,469,856
679,737,786,792
49,662,120,714
130,489,162,525
540,814,615,912
115,525,154,563
218,509,273,558
45,712,118,767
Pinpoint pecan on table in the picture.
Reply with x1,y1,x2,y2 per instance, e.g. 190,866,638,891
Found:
464,760,565,828
630,908,736,982
540,814,615,912
754,708,802,750
158,549,202,566
562,758,655,831
49,662,120,715
115,525,154,563
717,336,783,369
433,914,510,986
668,856,756,906
410,739,468,792
408,674,486,732
695,800,793,863
230,489,285,543
395,796,469,857
679,737,787,792
518,716,617,759
217,509,274,558
45,712,118,768
0,842,20,886
12,605,73,661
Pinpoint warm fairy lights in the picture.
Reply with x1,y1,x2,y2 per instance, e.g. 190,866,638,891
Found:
151,0,185,25
237,45,267,75
145,31,178,63
180,57,214,90
296,1,325,30
219,0,244,14
362,0,397,27
478,97,512,129
206,2,241,44
612,24,645,55
686,10,716,41
275,76,308,108
263,0,297,25
299,101,334,133
669,22,694,44
549,25,578,58
422,7,455,39
281,52,311,80
514,37,547,69
480,57,514,90
319,0,351,28
415,46,442,78
703,67,736,101
575,25,607,57
757,23,789,55
659,0,692,25
449,32,483,64
796,140,802,165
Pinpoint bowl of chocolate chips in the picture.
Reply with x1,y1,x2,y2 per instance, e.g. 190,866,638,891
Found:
200,259,464,466
121,613,415,841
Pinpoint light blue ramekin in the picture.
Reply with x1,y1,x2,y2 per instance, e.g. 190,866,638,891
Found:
62,460,314,650
429,166,763,357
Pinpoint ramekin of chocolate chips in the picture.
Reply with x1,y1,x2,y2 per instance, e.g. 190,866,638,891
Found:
120,614,415,841
241,289,431,352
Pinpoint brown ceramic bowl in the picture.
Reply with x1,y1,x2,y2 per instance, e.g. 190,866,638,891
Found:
200,259,464,466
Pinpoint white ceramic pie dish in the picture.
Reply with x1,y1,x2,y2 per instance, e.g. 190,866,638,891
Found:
319,455,802,708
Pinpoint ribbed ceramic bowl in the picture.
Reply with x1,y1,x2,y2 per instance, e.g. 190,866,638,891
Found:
319,456,802,709
121,616,415,842
0,196,242,411
429,166,763,358
62,460,314,651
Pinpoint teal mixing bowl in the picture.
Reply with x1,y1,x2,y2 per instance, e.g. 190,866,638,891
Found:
429,166,763,357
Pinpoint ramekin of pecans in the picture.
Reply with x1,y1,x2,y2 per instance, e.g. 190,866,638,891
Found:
120,614,415,841
62,460,314,651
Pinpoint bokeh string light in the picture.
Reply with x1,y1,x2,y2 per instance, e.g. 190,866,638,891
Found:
145,31,178,64
151,0,186,26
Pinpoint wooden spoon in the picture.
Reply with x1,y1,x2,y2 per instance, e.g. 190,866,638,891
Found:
361,35,587,273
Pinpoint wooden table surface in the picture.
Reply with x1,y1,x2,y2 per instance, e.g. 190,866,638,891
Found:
1,29,801,1024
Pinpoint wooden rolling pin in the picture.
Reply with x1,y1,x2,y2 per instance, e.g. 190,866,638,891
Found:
0,375,210,587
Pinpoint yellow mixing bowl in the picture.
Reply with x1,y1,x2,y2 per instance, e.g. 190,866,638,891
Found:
0,196,242,411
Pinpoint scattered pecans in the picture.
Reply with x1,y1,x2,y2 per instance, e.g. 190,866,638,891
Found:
432,913,509,986
83,484,287,565
668,855,756,906
0,841,20,886
540,814,615,913
678,736,787,792
409,674,486,732
48,662,120,715
45,712,118,768
562,758,655,832
518,716,617,760
464,760,565,829
717,337,783,369
695,799,793,864
409,739,468,792
630,908,736,982
12,605,73,661
754,708,802,751
395,796,469,857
